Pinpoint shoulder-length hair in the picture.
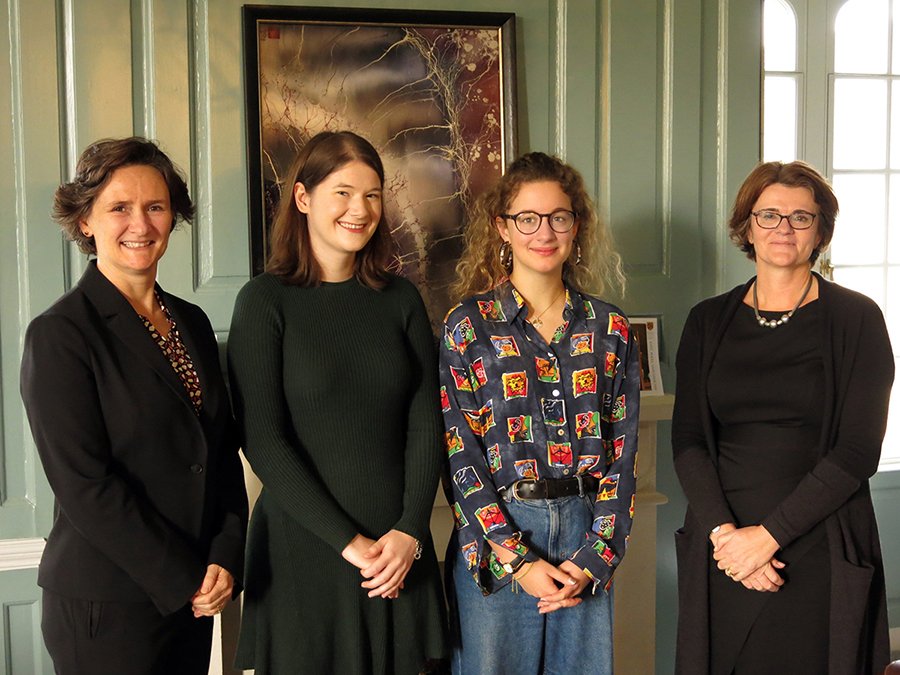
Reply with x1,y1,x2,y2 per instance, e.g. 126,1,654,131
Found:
266,130,395,289
53,137,194,255
729,160,838,264
452,152,625,301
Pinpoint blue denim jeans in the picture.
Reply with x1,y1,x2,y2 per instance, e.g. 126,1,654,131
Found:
447,494,613,675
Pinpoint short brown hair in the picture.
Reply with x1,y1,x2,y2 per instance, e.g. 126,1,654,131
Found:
729,161,838,264
53,137,194,254
266,131,395,289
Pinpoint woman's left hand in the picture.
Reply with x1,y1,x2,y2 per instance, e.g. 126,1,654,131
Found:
536,560,591,614
712,525,780,581
190,564,234,618
360,530,418,599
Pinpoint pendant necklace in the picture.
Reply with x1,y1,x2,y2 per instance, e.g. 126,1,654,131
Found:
752,274,814,329
528,287,565,329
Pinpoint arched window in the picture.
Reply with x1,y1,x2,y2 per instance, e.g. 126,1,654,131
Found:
763,0,799,161
763,0,900,469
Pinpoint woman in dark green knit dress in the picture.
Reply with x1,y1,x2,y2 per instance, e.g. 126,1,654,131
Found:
228,131,447,673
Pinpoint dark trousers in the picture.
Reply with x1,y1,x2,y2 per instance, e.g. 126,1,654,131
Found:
42,590,213,675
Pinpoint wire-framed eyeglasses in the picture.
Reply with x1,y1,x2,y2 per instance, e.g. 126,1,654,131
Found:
501,209,577,234
751,210,817,230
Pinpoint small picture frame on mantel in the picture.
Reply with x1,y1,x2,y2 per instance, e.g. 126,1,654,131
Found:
630,317,663,395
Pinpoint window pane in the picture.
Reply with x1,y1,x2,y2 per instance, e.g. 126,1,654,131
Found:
763,75,798,161
892,81,900,168
831,173,887,265
894,0,900,73
889,176,900,263
832,265,886,307
888,266,899,338
832,78,888,169
763,0,797,71
835,0,889,74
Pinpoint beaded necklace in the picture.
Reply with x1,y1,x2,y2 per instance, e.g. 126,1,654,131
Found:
752,274,813,329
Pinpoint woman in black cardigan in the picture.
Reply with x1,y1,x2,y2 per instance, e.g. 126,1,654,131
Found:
673,161,894,674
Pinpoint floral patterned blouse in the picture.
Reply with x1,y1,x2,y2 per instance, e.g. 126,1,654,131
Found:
138,293,203,415
440,281,640,595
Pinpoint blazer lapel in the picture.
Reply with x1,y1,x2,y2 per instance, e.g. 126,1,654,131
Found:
78,262,197,414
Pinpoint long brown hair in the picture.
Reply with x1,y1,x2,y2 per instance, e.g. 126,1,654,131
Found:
452,152,625,301
266,131,395,288
729,160,838,264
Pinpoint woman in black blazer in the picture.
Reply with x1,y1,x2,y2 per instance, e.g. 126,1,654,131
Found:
19,137,248,674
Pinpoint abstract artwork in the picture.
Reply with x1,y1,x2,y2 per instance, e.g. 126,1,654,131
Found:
243,6,517,325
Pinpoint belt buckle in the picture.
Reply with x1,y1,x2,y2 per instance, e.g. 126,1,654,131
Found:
511,479,540,500
575,473,584,497
511,480,524,501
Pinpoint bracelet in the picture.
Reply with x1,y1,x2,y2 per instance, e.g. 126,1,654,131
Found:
513,561,534,581
413,539,423,560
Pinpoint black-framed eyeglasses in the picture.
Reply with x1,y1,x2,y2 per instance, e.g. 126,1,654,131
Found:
751,210,817,230
501,209,577,234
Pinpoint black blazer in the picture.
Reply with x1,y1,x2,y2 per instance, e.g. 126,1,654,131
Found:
20,261,247,616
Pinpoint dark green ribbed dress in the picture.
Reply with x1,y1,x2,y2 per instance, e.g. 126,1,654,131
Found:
228,273,447,674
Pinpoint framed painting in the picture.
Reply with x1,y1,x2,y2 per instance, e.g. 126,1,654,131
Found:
243,5,517,324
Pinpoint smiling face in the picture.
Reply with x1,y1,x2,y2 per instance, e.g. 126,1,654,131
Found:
748,183,822,273
496,180,578,283
80,164,173,288
294,160,383,279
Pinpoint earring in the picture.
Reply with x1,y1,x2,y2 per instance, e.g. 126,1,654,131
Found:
573,241,582,265
499,241,513,273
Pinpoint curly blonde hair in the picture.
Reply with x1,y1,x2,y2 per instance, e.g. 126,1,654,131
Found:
452,152,625,301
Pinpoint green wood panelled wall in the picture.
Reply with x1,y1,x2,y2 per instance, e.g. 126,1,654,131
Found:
1,1,897,673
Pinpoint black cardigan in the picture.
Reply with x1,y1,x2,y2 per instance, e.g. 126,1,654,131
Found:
672,273,894,675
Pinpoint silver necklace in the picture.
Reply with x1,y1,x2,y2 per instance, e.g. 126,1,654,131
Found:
752,274,814,329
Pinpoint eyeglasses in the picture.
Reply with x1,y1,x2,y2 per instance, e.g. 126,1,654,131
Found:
501,209,577,234
751,210,817,230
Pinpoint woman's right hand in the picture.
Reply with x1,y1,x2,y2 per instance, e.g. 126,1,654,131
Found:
516,559,581,608
739,559,786,592
341,534,401,599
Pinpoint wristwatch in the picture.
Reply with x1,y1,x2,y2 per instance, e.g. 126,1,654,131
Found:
501,555,527,575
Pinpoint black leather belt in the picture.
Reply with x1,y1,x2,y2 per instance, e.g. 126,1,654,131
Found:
499,474,599,501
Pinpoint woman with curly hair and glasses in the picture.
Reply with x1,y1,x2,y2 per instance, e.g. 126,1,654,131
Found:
441,152,640,674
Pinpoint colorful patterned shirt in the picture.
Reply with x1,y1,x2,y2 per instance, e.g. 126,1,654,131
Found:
440,281,640,595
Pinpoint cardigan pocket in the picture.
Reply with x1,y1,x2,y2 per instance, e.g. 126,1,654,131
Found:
828,556,874,674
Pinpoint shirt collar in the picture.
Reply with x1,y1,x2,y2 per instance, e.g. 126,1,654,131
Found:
491,280,586,325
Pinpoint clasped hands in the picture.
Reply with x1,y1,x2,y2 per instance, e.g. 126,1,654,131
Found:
342,530,418,600
489,542,591,615
711,523,785,593
191,564,235,618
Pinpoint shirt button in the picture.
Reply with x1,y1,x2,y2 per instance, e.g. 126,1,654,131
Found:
552,389,560,396
190,464,204,474
557,429,565,437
